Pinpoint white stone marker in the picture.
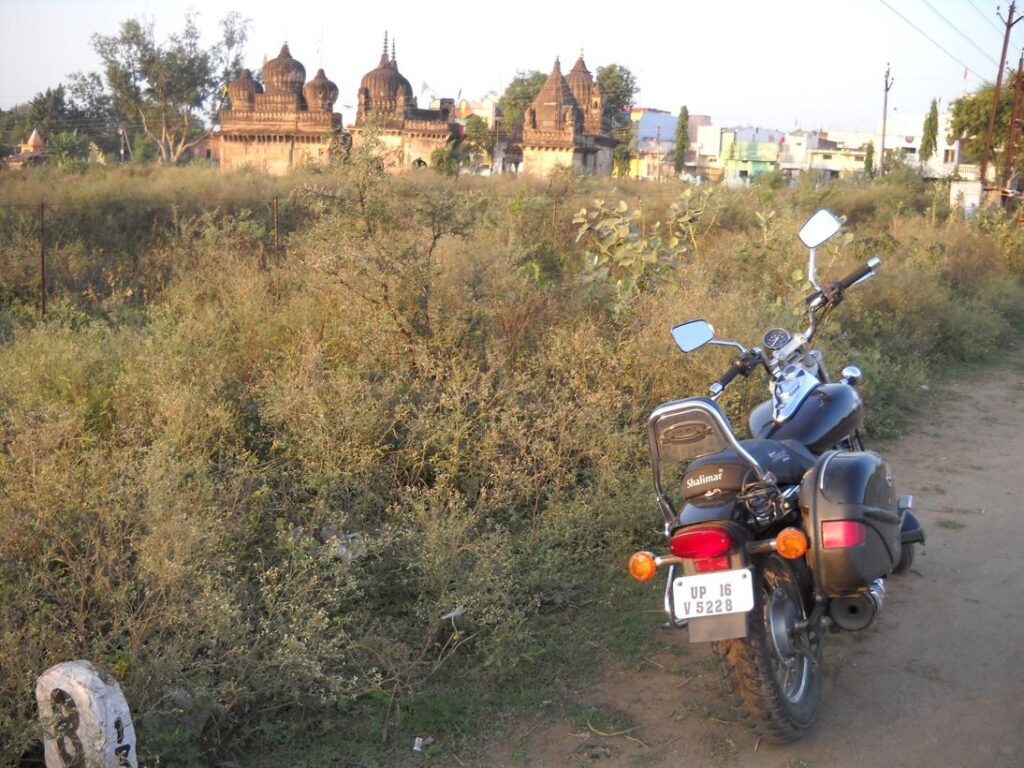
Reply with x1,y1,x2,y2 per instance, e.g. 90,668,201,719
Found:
36,661,138,768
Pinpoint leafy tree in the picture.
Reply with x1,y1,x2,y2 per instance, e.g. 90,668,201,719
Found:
65,71,120,154
26,87,72,137
431,144,460,177
461,114,495,169
863,140,875,177
47,130,90,167
498,70,546,133
949,83,1018,165
91,11,249,164
674,105,690,173
595,64,638,123
920,98,939,162
596,64,638,177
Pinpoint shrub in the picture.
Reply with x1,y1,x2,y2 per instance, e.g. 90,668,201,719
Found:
0,165,1021,765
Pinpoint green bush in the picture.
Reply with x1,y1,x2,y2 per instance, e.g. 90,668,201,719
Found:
0,165,1021,765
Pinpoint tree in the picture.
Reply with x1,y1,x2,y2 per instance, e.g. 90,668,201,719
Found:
431,144,460,177
674,105,690,174
920,98,939,162
596,64,639,177
863,140,875,177
461,114,495,169
65,71,120,154
949,83,1018,165
596,64,638,124
91,11,248,165
498,70,546,133
47,131,89,167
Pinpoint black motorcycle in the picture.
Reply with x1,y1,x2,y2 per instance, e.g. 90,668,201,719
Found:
628,209,925,742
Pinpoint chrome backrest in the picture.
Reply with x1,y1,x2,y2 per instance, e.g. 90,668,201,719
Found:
647,397,764,526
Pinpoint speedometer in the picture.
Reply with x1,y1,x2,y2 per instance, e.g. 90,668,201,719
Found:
763,328,791,350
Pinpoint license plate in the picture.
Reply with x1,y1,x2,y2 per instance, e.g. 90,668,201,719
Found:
672,568,755,620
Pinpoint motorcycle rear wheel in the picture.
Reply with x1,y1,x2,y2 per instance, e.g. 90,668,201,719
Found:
715,554,822,743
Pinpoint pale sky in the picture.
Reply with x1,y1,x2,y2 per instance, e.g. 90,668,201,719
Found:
2,0,1022,132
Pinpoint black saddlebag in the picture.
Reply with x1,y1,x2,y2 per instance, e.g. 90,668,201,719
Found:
800,450,901,596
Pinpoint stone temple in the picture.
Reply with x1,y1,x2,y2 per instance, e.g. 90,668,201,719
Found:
349,34,459,168
520,55,614,176
219,44,343,174
215,40,613,177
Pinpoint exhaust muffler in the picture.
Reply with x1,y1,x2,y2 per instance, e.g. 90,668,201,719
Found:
829,578,885,631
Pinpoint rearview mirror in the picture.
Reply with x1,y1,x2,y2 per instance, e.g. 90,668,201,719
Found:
671,320,715,353
798,209,842,249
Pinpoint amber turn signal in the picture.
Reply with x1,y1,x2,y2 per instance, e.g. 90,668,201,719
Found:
629,551,658,582
775,528,809,559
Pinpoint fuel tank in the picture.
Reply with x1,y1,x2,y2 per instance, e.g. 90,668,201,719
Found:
749,382,863,454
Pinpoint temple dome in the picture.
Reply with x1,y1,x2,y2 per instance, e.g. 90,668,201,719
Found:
526,58,583,132
358,34,415,119
565,55,595,97
263,44,306,95
304,69,339,111
227,69,262,110
360,55,414,105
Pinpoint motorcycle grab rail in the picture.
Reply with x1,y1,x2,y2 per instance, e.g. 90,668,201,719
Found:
647,397,766,528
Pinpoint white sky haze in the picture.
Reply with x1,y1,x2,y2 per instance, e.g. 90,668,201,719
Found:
2,0,1022,131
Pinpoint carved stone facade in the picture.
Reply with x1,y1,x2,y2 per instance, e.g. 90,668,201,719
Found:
219,45,343,174
521,56,614,177
349,35,459,169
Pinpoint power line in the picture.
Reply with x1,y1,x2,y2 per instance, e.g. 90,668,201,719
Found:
877,0,987,79
917,0,999,66
967,0,1008,36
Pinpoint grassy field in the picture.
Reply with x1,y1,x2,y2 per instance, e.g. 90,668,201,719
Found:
1,161,1022,766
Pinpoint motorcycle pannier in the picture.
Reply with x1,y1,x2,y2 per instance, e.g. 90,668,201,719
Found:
799,450,901,596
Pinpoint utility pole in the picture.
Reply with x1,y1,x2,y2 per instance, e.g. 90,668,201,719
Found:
655,124,662,182
880,64,893,176
980,0,1023,185
1001,52,1024,198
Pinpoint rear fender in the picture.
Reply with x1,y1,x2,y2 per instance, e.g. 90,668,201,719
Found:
666,518,753,642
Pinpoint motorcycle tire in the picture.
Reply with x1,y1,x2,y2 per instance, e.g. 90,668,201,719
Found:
893,542,915,574
715,554,822,743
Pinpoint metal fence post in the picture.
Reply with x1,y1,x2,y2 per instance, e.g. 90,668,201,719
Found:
273,196,280,260
39,201,46,319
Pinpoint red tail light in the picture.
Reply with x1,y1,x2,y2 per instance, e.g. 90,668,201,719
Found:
693,556,731,573
670,527,733,559
821,520,867,548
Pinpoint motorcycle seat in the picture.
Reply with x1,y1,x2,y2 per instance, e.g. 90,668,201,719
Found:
681,438,816,502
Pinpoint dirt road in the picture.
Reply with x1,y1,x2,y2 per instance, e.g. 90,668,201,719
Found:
508,356,1024,767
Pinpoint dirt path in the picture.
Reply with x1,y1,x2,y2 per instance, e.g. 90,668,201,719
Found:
504,353,1024,767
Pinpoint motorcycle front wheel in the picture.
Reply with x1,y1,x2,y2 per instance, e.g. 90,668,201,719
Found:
715,554,822,743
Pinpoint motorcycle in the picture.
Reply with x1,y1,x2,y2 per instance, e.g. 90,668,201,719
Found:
628,209,925,742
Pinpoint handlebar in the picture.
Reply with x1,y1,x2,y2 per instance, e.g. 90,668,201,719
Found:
710,360,746,396
836,256,881,292
807,256,882,308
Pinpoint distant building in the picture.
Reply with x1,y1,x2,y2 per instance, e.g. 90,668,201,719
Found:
219,45,344,174
871,111,961,178
695,125,784,182
349,35,459,169
628,108,675,181
520,56,614,177
2,128,48,169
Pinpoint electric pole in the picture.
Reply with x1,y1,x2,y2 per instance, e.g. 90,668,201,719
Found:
980,0,1023,185
1001,52,1024,198
880,64,894,175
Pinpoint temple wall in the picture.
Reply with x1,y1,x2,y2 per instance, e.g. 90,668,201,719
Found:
403,134,450,167
521,146,580,177
350,128,451,169
220,137,335,175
